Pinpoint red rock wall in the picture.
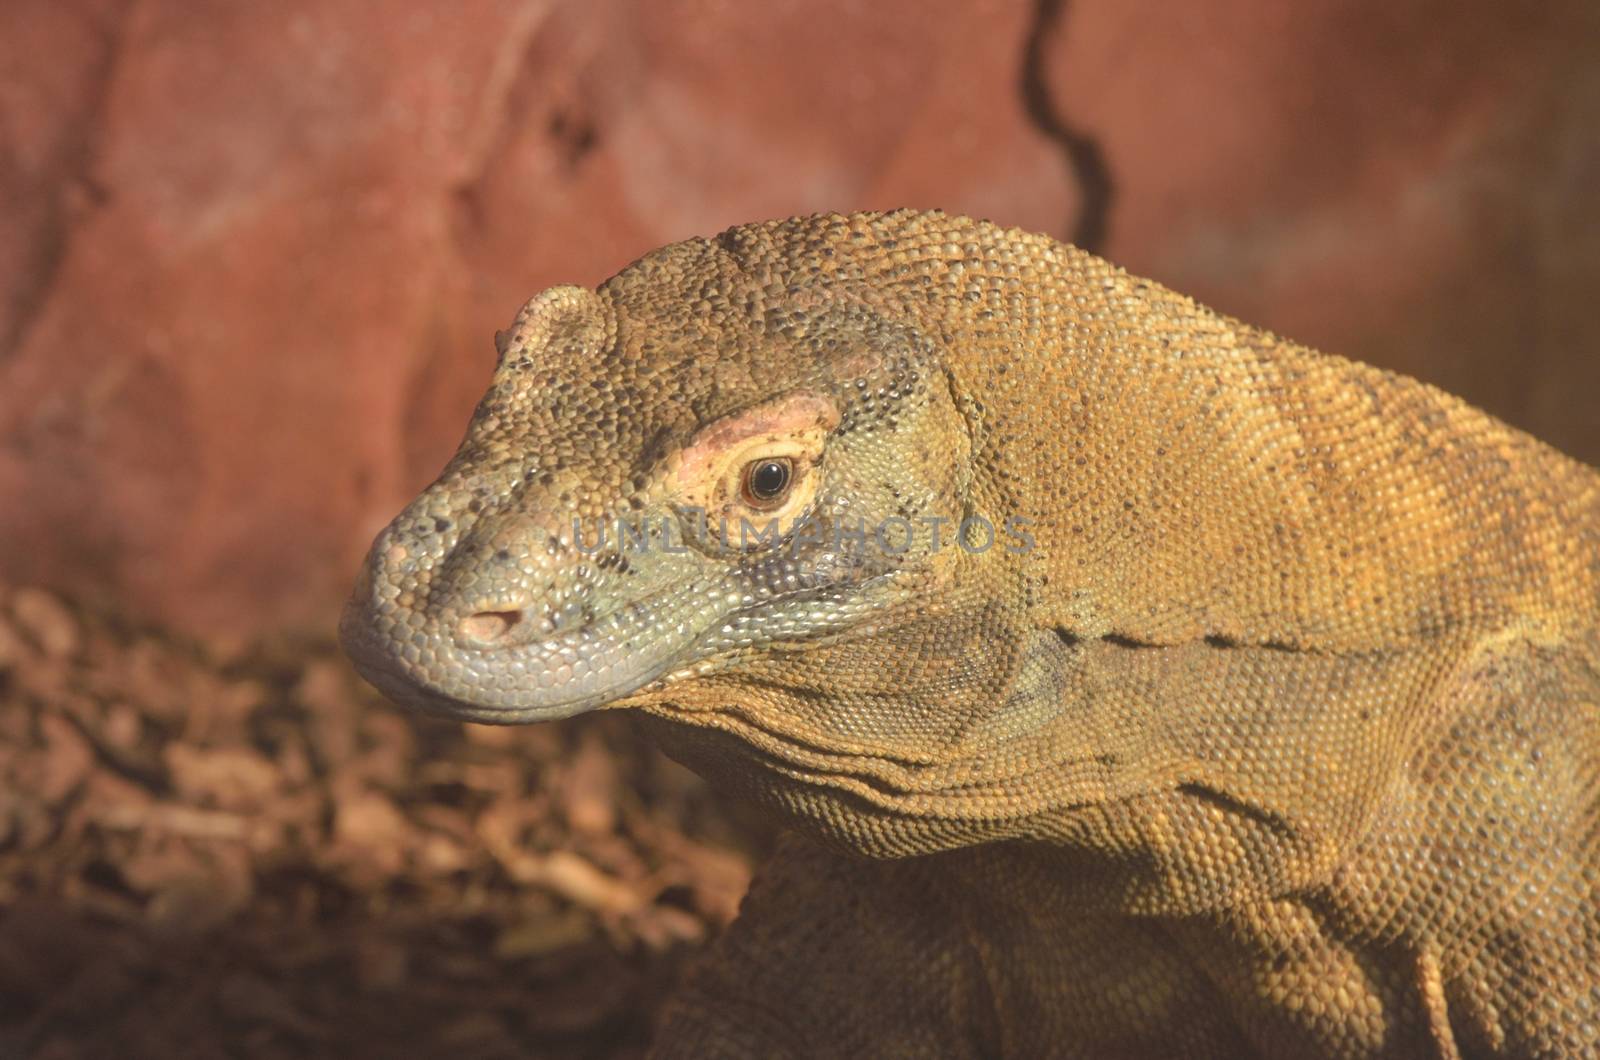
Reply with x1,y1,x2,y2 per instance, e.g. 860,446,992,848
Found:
3,0,1597,636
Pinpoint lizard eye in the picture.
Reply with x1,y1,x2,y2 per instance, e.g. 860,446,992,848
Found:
741,458,794,509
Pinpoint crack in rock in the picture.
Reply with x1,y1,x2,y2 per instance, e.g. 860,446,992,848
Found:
1020,0,1114,253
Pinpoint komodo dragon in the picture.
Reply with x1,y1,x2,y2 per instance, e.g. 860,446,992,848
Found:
340,210,1600,1057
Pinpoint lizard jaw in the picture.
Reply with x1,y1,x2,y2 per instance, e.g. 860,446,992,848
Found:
338,566,740,723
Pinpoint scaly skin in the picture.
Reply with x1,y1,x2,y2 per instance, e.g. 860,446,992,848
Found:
341,211,1600,1057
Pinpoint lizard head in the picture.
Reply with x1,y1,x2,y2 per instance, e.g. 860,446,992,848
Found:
340,217,987,740
342,209,1433,887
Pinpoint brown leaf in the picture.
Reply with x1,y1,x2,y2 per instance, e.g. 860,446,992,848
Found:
527,850,646,917
562,728,619,836
630,903,708,951
10,587,80,660
36,714,94,803
164,743,280,810
0,613,22,671
493,910,593,958
331,785,411,877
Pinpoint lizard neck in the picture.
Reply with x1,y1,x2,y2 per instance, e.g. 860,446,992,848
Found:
940,278,1598,654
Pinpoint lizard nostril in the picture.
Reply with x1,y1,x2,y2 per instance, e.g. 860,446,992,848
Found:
459,609,525,644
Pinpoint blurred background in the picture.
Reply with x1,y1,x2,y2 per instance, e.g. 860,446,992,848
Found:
1,0,1596,1055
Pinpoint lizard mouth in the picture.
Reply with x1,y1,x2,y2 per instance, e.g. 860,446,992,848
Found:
340,560,909,726
338,575,733,723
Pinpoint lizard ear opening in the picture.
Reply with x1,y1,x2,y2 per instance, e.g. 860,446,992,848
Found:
494,285,610,361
